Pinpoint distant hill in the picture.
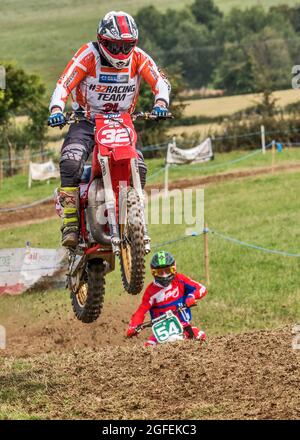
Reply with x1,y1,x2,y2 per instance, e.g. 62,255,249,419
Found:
0,0,299,92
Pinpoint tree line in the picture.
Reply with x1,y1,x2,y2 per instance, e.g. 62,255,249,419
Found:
1,0,300,166
135,0,300,94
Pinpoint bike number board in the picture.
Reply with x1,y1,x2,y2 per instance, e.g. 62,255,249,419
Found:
152,314,184,344
95,114,137,148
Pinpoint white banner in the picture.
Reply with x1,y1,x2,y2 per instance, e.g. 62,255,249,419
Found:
29,160,59,182
0,247,66,295
166,138,213,165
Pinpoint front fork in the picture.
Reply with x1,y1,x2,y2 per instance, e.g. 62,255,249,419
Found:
97,153,151,255
98,155,121,255
130,157,151,254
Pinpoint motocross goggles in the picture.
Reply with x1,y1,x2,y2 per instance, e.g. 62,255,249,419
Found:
100,38,136,55
151,265,176,277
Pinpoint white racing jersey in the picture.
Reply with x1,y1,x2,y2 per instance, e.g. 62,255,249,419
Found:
50,42,170,115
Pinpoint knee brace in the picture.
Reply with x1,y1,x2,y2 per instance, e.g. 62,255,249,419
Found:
60,143,87,187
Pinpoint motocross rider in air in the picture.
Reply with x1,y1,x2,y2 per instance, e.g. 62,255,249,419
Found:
48,11,171,248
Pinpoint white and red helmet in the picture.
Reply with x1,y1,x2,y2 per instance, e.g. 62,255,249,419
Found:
97,11,138,69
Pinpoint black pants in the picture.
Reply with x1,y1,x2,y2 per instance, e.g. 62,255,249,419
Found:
60,120,147,187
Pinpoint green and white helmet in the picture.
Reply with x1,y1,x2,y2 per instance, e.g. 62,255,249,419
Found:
150,251,176,287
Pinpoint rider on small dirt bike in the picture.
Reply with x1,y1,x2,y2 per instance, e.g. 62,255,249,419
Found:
48,10,171,248
126,251,207,347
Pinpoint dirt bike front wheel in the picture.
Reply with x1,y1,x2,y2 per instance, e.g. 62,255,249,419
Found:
119,188,145,295
70,258,106,323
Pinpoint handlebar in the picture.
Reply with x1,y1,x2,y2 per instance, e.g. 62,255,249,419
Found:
48,110,173,128
132,111,174,121
135,304,193,333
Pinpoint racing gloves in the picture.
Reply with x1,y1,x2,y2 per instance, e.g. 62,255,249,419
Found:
48,111,66,127
126,326,138,338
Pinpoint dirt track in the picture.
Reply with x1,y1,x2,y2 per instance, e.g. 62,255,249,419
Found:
0,323,299,419
1,293,299,419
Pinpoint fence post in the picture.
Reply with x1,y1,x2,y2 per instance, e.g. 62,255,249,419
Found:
164,163,169,197
28,162,32,189
164,137,176,198
272,140,276,174
203,224,210,285
261,125,266,154
23,147,30,175
0,160,3,189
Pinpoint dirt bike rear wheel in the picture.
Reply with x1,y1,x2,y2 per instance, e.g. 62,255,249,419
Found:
120,188,145,295
70,258,105,323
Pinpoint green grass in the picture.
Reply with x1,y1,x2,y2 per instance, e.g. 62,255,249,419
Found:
0,173,59,206
148,147,300,184
1,168,300,336
0,0,192,90
0,358,46,420
1,147,299,206
0,0,299,91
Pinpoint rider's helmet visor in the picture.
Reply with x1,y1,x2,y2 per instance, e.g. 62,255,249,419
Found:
101,38,136,55
151,265,176,277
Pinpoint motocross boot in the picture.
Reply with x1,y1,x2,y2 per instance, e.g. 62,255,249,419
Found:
59,187,79,248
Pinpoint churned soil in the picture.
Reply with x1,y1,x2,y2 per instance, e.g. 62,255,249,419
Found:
0,322,299,420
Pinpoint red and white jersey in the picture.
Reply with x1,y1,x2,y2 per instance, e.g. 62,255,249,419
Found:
49,42,170,115
130,273,207,327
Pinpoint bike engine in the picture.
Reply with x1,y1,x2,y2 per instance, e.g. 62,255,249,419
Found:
86,178,111,245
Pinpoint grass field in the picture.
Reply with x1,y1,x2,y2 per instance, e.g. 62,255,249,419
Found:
170,88,300,136
1,0,299,91
1,147,300,206
182,89,300,118
1,166,299,336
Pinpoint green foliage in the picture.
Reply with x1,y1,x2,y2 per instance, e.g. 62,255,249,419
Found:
213,6,299,93
207,94,300,152
135,71,185,148
135,5,216,88
0,62,48,173
0,62,46,125
191,0,223,29
0,0,299,95
135,1,300,94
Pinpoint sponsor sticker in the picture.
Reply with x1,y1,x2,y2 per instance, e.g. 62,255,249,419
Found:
99,74,129,84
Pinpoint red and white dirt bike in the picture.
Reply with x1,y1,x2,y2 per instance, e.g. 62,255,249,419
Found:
55,111,172,323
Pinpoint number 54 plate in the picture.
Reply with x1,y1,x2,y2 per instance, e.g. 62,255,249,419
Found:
152,311,184,343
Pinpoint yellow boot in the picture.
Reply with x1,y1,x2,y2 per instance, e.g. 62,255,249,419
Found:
59,187,79,248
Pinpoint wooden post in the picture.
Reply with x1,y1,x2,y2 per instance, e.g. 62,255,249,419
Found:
23,147,30,175
0,160,3,189
203,223,210,285
272,140,276,174
261,125,266,154
164,163,169,198
6,136,14,176
164,137,176,198
28,161,32,189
